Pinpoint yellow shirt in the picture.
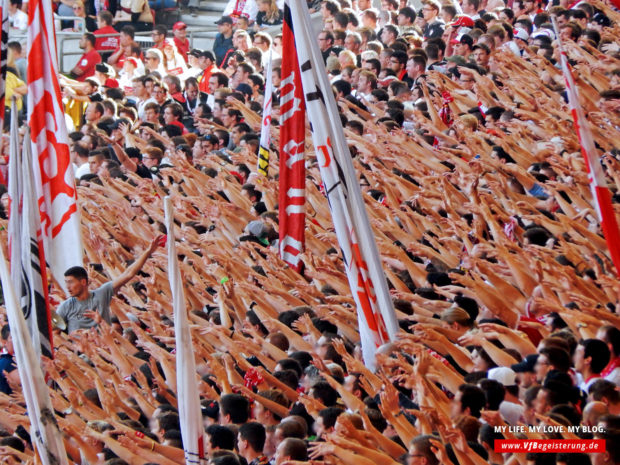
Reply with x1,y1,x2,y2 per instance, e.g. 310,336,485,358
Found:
6,71,25,111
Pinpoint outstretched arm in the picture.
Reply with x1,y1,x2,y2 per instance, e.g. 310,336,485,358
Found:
112,236,162,293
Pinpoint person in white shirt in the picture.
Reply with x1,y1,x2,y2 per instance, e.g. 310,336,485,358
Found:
8,0,28,33
574,339,611,393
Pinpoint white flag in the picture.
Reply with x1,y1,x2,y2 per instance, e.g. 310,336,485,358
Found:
7,104,53,359
257,49,274,176
164,197,205,464
286,0,398,370
0,231,68,465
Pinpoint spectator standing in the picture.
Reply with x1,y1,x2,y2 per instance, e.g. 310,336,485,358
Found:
173,22,191,63
114,0,154,32
213,16,235,67
8,0,27,33
94,11,120,54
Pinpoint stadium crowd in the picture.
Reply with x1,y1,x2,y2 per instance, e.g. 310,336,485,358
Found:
0,0,620,464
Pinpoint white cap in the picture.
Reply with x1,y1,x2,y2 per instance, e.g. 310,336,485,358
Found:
514,28,529,41
532,28,555,41
488,367,517,386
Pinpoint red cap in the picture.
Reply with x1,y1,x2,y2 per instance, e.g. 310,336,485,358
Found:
449,15,475,28
173,21,187,31
104,78,119,88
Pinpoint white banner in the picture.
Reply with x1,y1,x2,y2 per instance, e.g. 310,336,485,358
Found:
164,197,205,464
286,0,398,370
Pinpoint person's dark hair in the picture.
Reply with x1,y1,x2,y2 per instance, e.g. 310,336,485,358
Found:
589,379,620,404
479,423,503,450
365,58,381,75
274,369,299,390
153,24,168,37
238,422,266,453
0,436,25,453
210,454,241,465
205,425,236,450
277,358,303,378
276,419,306,439
458,384,486,418
120,25,135,38
318,407,344,430
289,351,313,370
153,413,179,434
64,266,89,281
333,79,352,96
219,394,250,424
580,339,611,374
278,438,307,461
409,435,439,465
311,381,339,406
479,379,505,411
83,33,96,47
540,347,571,373
0,324,10,341
399,6,416,22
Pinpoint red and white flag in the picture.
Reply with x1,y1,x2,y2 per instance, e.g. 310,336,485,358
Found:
164,197,205,464
553,17,620,276
8,103,53,359
278,11,306,272
258,50,274,176
27,0,83,290
286,0,398,370
0,2,9,132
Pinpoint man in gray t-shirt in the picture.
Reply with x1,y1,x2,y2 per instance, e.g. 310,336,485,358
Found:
56,236,162,333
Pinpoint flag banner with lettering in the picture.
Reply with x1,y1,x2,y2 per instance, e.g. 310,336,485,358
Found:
0,234,68,465
552,17,620,276
28,0,83,291
8,106,53,359
286,0,398,370
0,2,9,132
278,8,306,272
258,49,274,176
164,197,205,465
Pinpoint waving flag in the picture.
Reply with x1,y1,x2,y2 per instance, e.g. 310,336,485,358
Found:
0,2,9,132
278,10,306,272
164,197,205,464
28,0,83,290
286,0,398,370
258,50,274,176
0,233,68,465
552,17,620,276
8,105,53,359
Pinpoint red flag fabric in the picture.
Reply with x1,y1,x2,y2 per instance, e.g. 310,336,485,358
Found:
278,9,306,272
553,17,620,276
27,0,83,289
286,0,399,371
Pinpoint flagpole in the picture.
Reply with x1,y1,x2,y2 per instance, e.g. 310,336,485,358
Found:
552,16,620,276
164,196,205,464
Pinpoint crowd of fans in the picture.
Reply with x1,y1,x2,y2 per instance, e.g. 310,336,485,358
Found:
0,0,619,464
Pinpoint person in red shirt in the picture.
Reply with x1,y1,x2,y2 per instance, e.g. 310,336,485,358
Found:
94,11,120,53
71,33,102,82
197,50,218,93
108,25,135,71
172,22,190,63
